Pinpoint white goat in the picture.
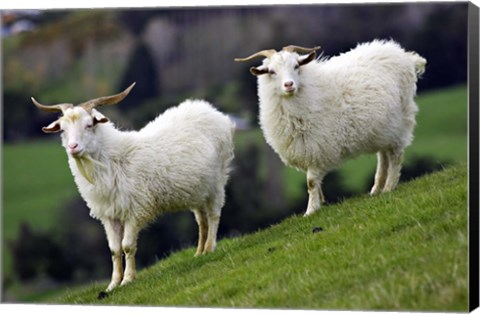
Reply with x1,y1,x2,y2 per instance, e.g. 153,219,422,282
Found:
32,83,235,293
235,40,426,216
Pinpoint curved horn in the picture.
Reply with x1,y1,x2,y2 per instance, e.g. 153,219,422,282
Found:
79,82,136,112
234,49,277,62
31,97,73,113
282,45,321,54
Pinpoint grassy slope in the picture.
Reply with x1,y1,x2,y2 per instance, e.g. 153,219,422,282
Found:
52,163,468,311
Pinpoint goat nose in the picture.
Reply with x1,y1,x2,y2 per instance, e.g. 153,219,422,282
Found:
68,143,78,149
284,81,294,88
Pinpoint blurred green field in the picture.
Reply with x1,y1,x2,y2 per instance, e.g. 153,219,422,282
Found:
2,140,77,276
1,84,468,287
3,141,75,236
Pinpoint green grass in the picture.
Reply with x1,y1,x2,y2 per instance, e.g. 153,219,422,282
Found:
49,163,468,311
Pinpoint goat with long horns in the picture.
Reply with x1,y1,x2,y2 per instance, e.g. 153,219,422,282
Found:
31,82,235,296
235,40,426,217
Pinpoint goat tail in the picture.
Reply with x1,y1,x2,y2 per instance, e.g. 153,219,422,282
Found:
408,52,427,77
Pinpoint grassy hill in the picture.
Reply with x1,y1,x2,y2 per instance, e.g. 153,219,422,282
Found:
2,85,468,301
50,163,468,311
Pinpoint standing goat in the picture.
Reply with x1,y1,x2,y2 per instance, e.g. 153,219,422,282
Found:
235,40,426,216
32,83,235,293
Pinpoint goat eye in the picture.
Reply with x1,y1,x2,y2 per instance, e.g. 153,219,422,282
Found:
85,124,93,129
294,64,300,70
269,69,276,75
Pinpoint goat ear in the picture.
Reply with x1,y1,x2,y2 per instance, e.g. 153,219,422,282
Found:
94,116,109,125
92,111,109,125
42,120,62,133
250,66,269,76
298,51,316,67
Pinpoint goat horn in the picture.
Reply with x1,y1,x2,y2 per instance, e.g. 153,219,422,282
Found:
234,49,277,62
31,97,73,113
79,82,136,112
282,45,321,54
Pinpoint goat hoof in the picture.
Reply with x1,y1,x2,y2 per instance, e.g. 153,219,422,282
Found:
97,291,109,300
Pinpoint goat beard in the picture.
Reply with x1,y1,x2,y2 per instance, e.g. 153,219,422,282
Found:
73,154,106,185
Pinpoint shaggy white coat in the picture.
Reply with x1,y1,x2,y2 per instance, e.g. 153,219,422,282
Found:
68,100,234,226
252,40,426,215
56,99,234,292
